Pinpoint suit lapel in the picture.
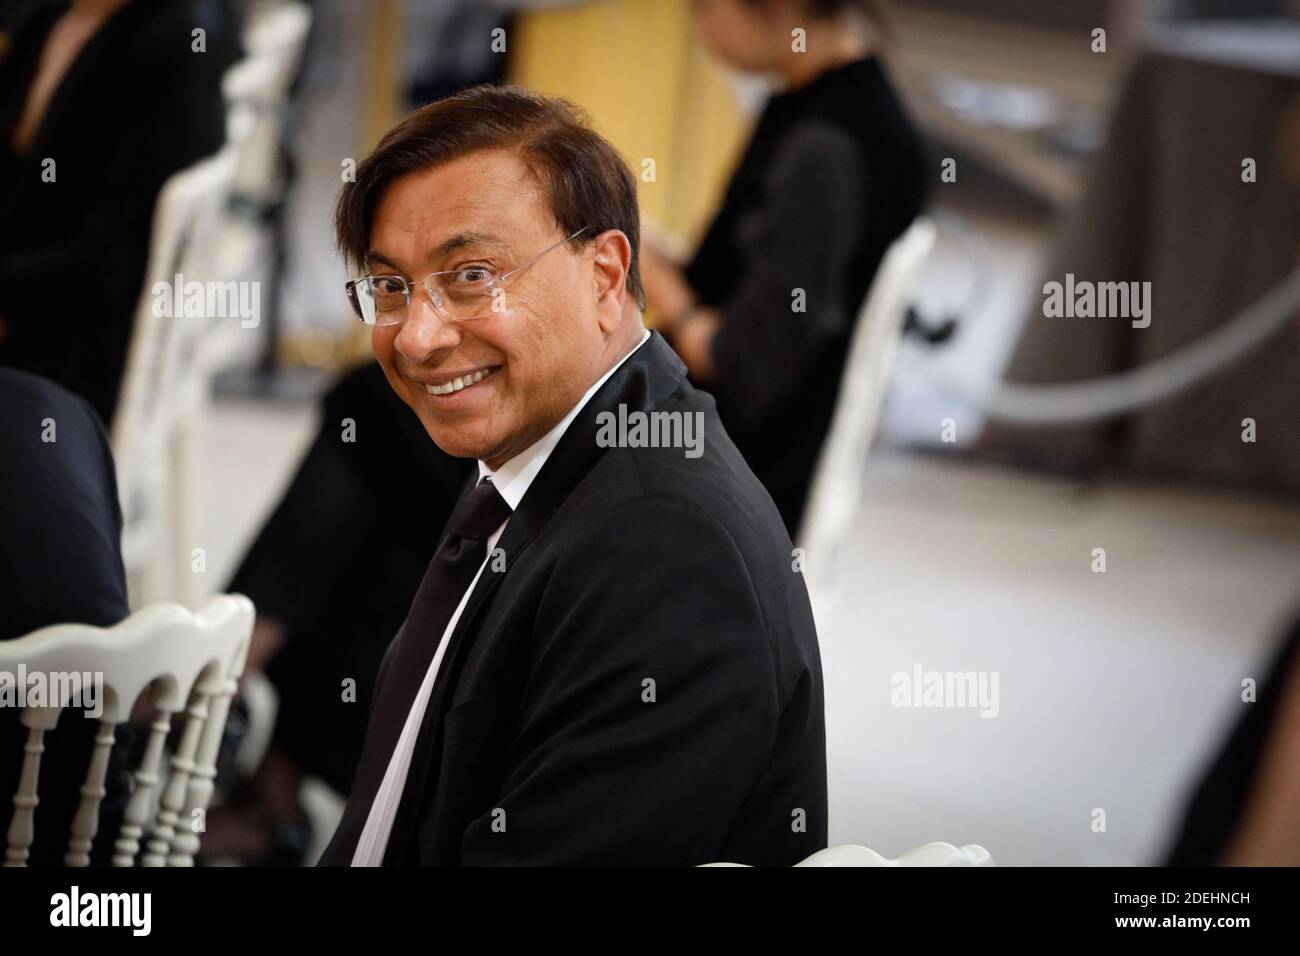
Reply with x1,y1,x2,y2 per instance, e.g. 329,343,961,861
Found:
381,333,689,863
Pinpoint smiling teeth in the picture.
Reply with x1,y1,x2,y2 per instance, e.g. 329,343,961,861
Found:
426,369,490,395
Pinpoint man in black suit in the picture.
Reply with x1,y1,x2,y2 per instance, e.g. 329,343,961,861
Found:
0,368,132,865
318,85,827,866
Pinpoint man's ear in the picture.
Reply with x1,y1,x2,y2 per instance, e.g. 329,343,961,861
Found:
590,229,632,329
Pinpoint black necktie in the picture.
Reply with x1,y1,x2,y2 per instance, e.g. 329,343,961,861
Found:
345,476,513,842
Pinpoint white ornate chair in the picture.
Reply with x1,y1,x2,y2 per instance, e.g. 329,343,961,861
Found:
702,842,993,867
111,3,315,609
223,0,312,220
215,0,312,288
1,595,253,867
797,218,937,617
111,146,239,607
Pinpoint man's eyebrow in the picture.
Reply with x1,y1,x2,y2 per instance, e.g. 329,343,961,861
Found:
364,232,506,273
429,231,506,258
364,250,402,272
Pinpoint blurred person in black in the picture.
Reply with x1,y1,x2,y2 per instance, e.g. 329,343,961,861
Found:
1165,612,1300,866
0,0,240,429
641,0,927,535
0,368,132,866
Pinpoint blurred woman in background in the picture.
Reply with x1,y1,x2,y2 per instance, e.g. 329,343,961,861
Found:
643,0,928,535
0,0,239,428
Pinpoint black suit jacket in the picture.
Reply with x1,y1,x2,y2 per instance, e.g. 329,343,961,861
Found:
320,332,828,866
0,368,132,866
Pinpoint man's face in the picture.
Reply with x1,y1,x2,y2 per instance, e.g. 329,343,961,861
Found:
366,149,608,468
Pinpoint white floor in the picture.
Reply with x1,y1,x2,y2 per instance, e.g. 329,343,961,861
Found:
816,450,1300,866
197,399,317,594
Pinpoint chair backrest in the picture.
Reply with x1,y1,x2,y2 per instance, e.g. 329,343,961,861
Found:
111,146,238,493
111,146,238,604
794,841,992,867
1,595,253,867
798,218,936,604
701,841,993,867
225,0,311,215
204,1,314,355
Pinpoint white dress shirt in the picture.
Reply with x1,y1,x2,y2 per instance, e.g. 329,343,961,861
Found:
352,328,650,865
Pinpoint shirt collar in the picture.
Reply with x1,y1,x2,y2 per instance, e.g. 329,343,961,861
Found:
478,328,651,510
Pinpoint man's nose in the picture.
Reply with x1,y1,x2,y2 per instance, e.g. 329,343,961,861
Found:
393,286,460,362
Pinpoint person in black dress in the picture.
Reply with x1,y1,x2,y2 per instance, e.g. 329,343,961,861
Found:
0,0,239,429
643,0,928,534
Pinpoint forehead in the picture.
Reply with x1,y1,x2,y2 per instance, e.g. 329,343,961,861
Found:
368,149,551,267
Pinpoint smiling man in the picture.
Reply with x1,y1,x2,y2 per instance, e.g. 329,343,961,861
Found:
318,85,827,866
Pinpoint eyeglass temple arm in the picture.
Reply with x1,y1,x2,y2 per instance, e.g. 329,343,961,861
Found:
497,226,590,283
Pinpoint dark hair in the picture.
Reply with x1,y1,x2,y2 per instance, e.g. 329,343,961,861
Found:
336,84,645,309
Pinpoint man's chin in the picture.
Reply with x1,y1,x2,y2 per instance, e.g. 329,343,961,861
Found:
416,415,498,462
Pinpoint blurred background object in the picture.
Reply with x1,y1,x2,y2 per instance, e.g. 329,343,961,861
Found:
974,7,1300,497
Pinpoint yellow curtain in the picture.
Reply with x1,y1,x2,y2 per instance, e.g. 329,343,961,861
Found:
340,0,408,365
509,0,750,248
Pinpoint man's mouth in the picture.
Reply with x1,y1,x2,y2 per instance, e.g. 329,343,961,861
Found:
423,366,499,396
